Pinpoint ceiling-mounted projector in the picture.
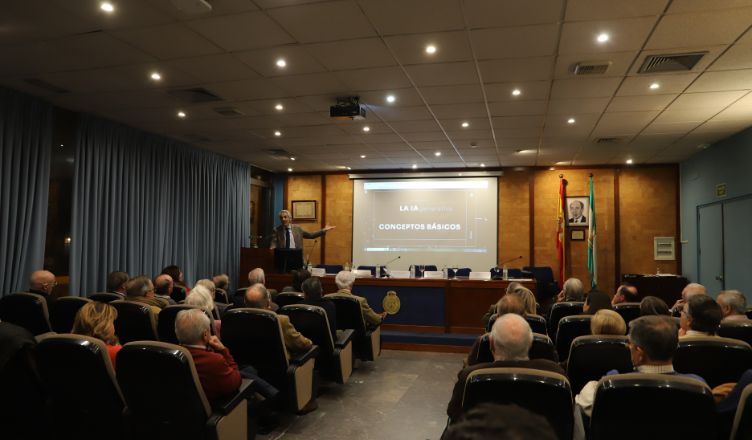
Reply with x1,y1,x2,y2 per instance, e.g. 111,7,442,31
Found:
171,0,212,14
330,96,366,120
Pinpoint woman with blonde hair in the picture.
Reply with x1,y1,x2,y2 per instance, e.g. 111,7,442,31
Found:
590,309,627,335
510,286,538,316
185,284,221,337
71,301,122,368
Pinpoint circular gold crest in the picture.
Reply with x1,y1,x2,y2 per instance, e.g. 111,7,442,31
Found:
382,290,401,315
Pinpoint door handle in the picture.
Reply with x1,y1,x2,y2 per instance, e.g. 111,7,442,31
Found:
715,275,724,281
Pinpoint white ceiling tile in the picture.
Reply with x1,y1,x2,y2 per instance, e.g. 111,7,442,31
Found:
388,120,441,132
693,119,750,133
543,113,600,135
566,0,668,21
465,0,563,28
559,17,658,55
667,0,752,14
335,67,411,91
406,62,478,87
235,45,326,77
630,134,684,149
384,31,472,65
654,109,721,123
495,127,545,138
400,132,448,142
646,8,752,49
54,0,175,29
547,98,611,114
686,70,752,92
488,100,548,116
441,118,492,131
431,103,488,119
268,1,376,43
594,111,659,135
709,42,752,71
36,63,201,94
668,90,748,109
641,121,702,134
607,94,677,112
484,81,551,101
420,85,484,104
471,24,559,60
167,54,262,83
306,38,396,70
244,98,316,115
270,72,347,96
358,88,425,107
0,1,99,45
207,78,289,100
554,51,638,78
186,11,294,51
479,57,555,82
376,106,433,121
359,0,464,35
492,115,545,130
446,129,496,140
112,24,222,60
617,73,698,96
551,77,622,99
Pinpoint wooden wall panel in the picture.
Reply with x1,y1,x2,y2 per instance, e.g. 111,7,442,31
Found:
324,174,353,266
499,171,531,266
286,175,322,265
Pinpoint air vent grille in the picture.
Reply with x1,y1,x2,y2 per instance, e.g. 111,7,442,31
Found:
168,87,222,103
214,107,245,117
573,61,611,75
266,149,294,159
638,52,706,73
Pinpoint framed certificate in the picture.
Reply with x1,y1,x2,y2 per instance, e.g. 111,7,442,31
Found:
291,200,317,221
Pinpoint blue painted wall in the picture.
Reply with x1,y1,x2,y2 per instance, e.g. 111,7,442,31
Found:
680,127,752,290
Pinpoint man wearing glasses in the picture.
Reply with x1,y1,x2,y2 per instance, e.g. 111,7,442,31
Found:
28,270,58,309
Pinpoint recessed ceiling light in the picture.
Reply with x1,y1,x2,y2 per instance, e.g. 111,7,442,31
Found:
412,164,417,169
458,173,463,176
434,151,441,157
274,103,284,111
150,72,161,81
461,121,469,128
425,45,437,54
596,32,610,43
555,161,569,165
177,111,186,118
287,168,293,172
480,163,485,167
567,117,576,124
626,159,633,164
100,2,115,13
649,82,660,90
362,126,370,132
276,58,287,68
516,149,535,155
512,89,521,96
386,94,396,103
59,143,64,147
336,166,347,169
290,157,296,161
360,154,366,159
274,130,281,137
347,166,352,170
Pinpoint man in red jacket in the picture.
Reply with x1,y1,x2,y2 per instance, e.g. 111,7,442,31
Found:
175,309,240,402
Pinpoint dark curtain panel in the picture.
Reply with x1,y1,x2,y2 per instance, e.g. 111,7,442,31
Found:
0,89,52,295
70,116,250,295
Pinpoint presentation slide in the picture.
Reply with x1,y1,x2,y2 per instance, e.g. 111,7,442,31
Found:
352,177,498,272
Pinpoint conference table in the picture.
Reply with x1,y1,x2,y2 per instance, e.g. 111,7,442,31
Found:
262,274,536,335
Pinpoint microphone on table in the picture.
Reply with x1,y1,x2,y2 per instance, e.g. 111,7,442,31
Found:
306,240,318,267
498,255,523,267
380,256,401,277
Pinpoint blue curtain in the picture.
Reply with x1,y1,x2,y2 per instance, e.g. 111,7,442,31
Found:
71,116,250,295
0,89,52,295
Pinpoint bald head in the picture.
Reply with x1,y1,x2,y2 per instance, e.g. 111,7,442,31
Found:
244,283,270,309
154,274,174,296
682,283,706,300
490,313,533,361
30,270,55,293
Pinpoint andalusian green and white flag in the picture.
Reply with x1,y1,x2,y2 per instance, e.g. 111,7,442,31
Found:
588,176,597,289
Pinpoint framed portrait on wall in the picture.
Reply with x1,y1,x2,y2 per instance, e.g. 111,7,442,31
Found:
566,196,589,226
291,200,317,221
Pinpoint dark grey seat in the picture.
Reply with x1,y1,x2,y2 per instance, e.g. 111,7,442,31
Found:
50,296,92,333
326,294,381,361
613,302,641,326
274,292,305,308
673,336,752,388
89,292,123,303
548,301,584,337
555,315,592,361
719,320,752,346
566,335,632,394
110,300,158,344
0,292,52,335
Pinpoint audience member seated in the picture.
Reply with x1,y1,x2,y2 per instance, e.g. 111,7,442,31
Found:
591,309,627,336
447,314,566,421
640,296,670,316
509,286,538,316
185,285,221,337
326,271,385,328
212,273,230,294
245,283,312,355
106,271,128,297
28,270,58,309
670,282,707,315
680,294,723,338
467,295,527,367
610,283,639,306
556,277,585,303
161,264,190,293
124,276,164,317
174,309,240,403
195,278,217,298
481,282,521,328
153,274,177,306
575,316,706,418
717,290,748,322
282,269,311,293
71,301,122,368
583,291,612,315
248,267,278,304
301,277,337,340
442,403,557,440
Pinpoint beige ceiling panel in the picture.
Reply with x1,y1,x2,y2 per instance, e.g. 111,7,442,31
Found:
452,139,495,150
464,0,562,28
406,62,479,87
492,115,546,129
112,24,222,60
335,67,411,91
693,119,750,133
607,94,677,112
446,129,496,140
370,143,414,151
667,0,752,14
647,8,752,49
655,108,727,123
616,73,698,96
338,121,390,134
420,85,484,104
270,72,347,96
479,57,555,82
669,90,748,110
559,17,657,55
351,133,404,143
359,0,464,35
554,51,637,78
411,140,453,150
51,89,182,111
686,70,752,93
594,111,659,135
359,89,425,107
495,137,541,148
630,134,684,149
54,0,174,29
566,0,668,21
709,43,752,71
272,112,332,125
388,120,441,132
235,45,326,77
551,77,622,99
494,127,545,138
640,121,701,135
488,100,548,116
279,125,348,138
484,81,551,102
268,1,375,43
1,1,101,45
241,98,316,115
306,38,396,70
471,24,559,60
440,118,492,131
377,106,433,121
547,98,610,114
431,103,489,119
400,132,449,142
207,78,289,100
186,12,294,51
544,113,600,135
384,31,472,65
167,54,261,83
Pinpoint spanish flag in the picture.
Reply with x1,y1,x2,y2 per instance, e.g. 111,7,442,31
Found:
557,177,565,287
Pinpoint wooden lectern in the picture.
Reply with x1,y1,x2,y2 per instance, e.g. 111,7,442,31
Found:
239,247,274,288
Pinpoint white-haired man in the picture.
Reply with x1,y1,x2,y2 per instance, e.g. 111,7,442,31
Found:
447,314,565,422
716,290,748,322
670,282,707,316
556,277,585,303
326,271,385,327
269,209,335,250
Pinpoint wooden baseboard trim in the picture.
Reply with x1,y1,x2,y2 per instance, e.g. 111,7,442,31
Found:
382,342,471,353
